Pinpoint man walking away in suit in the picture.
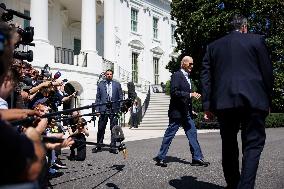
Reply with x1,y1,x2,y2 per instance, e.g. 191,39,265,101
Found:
153,56,210,167
92,69,123,154
201,14,273,189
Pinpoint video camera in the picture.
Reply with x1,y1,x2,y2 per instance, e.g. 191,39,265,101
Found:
0,3,31,22
14,50,33,62
0,3,34,62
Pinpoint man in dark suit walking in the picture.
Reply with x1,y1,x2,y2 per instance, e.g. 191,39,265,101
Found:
92,69,123,154
153,56,210,167
201,15,273,189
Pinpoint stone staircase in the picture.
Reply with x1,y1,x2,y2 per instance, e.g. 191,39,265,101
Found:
138,93,170,130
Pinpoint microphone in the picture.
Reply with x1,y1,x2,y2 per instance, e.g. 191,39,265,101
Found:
0,3,31,21
8,9,31,20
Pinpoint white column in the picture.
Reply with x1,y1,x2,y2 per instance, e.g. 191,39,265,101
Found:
30,0,49,43
81,0,97,53
104,0,115,61
30,0,54,66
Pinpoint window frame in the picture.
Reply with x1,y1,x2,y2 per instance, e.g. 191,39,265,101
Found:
131,8,138,32
153,57,159,85
132,52,139,83
153,17,159,39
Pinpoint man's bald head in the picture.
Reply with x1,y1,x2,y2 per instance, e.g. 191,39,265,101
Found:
181,56,194,72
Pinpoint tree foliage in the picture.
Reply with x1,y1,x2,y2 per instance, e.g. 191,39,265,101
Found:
169,0,284,112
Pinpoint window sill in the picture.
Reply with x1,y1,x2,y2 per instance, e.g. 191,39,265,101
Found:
153,38,160,43
131,31,142,37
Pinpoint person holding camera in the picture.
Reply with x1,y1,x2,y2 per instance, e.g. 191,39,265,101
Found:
68,111,89,161
92,69,123,154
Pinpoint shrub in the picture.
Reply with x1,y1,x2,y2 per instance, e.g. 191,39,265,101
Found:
265,113,284,128
194,112,219,129
194,112,284,129
165,80,171,95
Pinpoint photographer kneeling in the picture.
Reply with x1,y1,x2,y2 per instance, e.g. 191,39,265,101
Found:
67,111,89,161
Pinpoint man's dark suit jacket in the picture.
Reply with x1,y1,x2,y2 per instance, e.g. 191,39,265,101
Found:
201,31,273,112
95,80,123,113
168,70,193,119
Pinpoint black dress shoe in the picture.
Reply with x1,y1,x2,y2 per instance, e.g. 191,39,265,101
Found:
153,157,167,167
191,159,210,167
109,149,118,154
92,147,102,153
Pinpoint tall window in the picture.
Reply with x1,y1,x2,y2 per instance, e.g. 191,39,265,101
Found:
73,39,81,55
24,10,30,28
171,25,176,45
132,53,138,83
153,57,159,85
131,8,138,32
153,17,158,39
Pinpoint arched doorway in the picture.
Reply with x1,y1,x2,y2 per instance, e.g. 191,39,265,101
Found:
63,81,83,110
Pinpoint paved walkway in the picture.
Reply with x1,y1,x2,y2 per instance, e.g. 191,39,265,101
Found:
51,128,284,189
85,123,220,143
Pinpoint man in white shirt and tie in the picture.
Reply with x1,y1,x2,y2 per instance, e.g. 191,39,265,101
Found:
92,69,123,154
153,56,210,167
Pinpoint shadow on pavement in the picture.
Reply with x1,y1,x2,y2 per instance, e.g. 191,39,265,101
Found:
166,156,191,164
106,182,120,189
169,176,224,189
50,164,125,188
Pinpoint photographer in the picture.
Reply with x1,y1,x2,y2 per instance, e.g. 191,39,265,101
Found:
0,67,20,109
67,111,89,161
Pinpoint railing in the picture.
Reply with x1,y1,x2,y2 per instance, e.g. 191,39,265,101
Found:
102,58,114,71
137,87,151,125
55,47,74,65
138,77,151,92
151,84,165,93
118,66,131,83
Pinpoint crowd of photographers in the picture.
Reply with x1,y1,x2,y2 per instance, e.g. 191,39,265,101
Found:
0,4,90,188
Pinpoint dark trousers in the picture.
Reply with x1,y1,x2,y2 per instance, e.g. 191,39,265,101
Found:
131,113,138,128
70,133,86,160
216,108,267,189
157,115,203,160
97,114,118,147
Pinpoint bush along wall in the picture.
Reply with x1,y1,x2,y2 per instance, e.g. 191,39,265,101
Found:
265,113,284,128
194,113,284,129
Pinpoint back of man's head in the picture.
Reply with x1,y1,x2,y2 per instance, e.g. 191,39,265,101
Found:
231,14,248,31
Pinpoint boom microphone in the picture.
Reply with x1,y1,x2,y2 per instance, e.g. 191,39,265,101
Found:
0,3,31,21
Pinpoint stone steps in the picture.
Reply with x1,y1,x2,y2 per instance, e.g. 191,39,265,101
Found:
140,93,170,129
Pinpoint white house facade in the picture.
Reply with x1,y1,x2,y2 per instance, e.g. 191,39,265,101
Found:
1,0,177,110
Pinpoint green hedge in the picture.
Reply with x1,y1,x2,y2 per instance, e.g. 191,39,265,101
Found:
265,113,284,128
194,112,284,129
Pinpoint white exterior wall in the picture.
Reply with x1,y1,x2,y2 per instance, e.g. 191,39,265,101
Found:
48,1,62,47
107,0,175,84
1,0,176,109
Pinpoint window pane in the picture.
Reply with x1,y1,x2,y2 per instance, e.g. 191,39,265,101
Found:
153,18,158,39
153,57,159,85
24,10,30,28
132,53,138,83
131,9,138,32
74,39,81,55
